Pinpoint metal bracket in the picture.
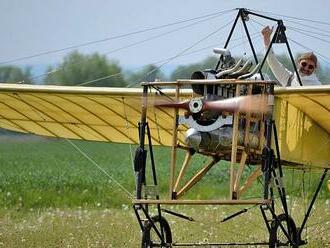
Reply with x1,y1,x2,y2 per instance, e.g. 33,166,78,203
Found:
178,115,233,132
274,21,287,43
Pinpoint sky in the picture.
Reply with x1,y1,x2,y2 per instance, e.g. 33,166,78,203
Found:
1,0,330,76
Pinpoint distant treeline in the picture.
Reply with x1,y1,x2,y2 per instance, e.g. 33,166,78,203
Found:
1,50,330,86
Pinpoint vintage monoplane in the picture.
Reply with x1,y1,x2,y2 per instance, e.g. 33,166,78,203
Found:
0,8,329,247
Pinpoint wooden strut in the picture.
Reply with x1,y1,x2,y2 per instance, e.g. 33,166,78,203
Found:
133,199,271,205
169,84,180,199
176,158,219,198
239,166,262,196
173,151,192,192
233,151,248,198
230,84,268,199
243,85,253,147
230,85,241,199
258,86,266,150
233,84,252,199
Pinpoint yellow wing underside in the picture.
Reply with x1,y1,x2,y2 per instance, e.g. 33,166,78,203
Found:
0,83,328,168
0,84,188,146
274,86,330,168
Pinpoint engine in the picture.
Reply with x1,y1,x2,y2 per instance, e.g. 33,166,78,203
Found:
180,49,262,153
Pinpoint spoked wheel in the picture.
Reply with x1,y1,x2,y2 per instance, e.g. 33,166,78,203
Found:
269,213,299,247
141,215,172,248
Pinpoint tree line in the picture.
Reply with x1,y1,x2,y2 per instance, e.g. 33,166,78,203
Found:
1,50,330,86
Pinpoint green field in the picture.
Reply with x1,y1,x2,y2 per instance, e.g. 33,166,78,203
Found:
0,134,329,247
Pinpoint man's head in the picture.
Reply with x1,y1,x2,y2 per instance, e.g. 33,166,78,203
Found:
297,52,317,76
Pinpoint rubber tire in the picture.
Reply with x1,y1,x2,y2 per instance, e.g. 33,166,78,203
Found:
141,215,172,248
269,213,299,248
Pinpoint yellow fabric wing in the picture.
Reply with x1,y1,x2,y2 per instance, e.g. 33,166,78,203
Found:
274,86,330,168
0,83,329,168
0,84,188,146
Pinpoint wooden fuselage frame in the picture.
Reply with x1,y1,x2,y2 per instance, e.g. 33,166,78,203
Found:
133,79,276,206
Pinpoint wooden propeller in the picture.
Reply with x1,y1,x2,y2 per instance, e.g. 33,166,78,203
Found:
155,95,269,114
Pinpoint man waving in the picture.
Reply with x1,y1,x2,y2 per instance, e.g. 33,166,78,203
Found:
261,26,321,87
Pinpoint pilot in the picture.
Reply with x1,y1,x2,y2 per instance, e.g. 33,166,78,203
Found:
261,26,321,87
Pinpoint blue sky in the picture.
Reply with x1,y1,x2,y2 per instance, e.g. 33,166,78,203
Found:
1,0,330,75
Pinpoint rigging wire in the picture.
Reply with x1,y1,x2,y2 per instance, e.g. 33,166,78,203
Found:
287,26,330,45
228,31,261,51
124,19,262,90
101,12,233,57
7,7,330,87
126,19,234,88
248,15,330,66
247,18,266,53
285,21,330,38
26,10,234,84
66,138,134,199
77,72,122,86
248,19,273,78
239,18,247,55
249,9,330,41
75,30,260,87
288,38,330,65
74,30,260,88
246,10,330,67
0,9,235,65
246,19,330,67
248,9,330,26
17,8,330,87
248,9,330,71
133,33,261,90
15,89,134,199
89,32,259,87
0,96,134,200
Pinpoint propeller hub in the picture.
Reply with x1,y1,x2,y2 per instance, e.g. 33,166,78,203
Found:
189,98,203,113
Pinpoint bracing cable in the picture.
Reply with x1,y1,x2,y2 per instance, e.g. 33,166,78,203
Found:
288,38,330,65
7,7,330,87
247,18,267,54
126,19,234,87
66,139,134,199
287,26,330,45
0,9,235,65
76,30,260,87
25,11,234,84
77,72,123,86
8,91,135,200
10,7,330,88
286,24,330,39
283,19,330,36
248,9,330,26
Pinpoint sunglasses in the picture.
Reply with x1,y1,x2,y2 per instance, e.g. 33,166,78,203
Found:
300,61,315,70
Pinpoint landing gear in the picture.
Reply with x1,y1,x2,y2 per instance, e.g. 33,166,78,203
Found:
269,214,298,248
141,215,172,248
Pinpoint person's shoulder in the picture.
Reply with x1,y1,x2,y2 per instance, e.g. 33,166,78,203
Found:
309,73,322,84
301,73,322,85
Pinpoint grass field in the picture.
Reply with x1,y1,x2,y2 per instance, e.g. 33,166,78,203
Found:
0,203,329,247
0,134,329,247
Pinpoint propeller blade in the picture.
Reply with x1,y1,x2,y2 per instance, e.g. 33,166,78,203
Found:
154,95,270,115
203,95,269,114
154,100,190,110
